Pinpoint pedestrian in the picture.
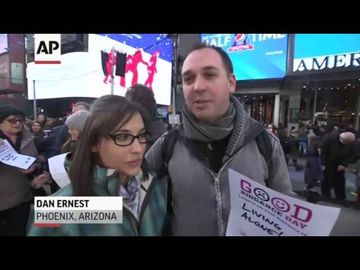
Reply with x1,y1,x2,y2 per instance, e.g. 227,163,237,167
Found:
146,43,293,236
28,95,168,236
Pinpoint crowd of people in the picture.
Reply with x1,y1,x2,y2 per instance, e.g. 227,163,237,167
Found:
275,123,360,205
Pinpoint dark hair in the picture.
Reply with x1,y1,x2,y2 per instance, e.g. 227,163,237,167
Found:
69,95,150,196
185,43,234,76
125,84,157,120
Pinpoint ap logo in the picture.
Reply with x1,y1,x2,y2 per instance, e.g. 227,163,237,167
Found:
34,34,61,64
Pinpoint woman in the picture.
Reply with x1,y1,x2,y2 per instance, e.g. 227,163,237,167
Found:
29,120,51,197
31,120,47,149
30,120,48,186
0,104,40,236
61,110,90,156
28,95,168,236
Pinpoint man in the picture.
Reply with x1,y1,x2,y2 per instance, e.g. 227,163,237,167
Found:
71,101,90,114
321,131,356,205
145,43,293,236
36,112,47,128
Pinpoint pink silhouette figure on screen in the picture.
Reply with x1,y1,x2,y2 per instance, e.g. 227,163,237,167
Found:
144,50,160,90
120,49,148,88
103,48,117,84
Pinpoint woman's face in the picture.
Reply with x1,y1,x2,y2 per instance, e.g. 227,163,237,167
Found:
93,113,147,179
0,114,24,135
31,122,42,133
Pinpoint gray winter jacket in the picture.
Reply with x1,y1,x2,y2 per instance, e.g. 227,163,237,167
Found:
145,96,294,236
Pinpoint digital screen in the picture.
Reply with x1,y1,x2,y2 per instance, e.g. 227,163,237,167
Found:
27,34,173,105
0,34,8,54
201,34,288,80
292,34,360,74
156,106,168,119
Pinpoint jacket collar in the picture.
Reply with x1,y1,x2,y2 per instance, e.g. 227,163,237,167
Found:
93,166,153,202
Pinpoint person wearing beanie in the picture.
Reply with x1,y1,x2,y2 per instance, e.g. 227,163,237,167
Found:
0,104,40,236
62,110,90,154
30,111,91,195
51,102,91,159
65,110,89,134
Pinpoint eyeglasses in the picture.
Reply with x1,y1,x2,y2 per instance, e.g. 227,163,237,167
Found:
5,118,25,124
108,132,150,147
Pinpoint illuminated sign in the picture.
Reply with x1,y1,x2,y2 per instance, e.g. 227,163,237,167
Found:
201,34,288,80
292,34,360,74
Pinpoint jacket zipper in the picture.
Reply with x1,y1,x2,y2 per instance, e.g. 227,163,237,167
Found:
203,157,235,236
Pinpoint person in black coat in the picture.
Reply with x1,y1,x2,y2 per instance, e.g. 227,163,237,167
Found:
304,136,323,203
320,131,356,204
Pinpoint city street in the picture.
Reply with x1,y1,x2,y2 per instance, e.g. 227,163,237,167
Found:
288,160,360,236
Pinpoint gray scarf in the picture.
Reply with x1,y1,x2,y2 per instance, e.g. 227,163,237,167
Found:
182,100,236,142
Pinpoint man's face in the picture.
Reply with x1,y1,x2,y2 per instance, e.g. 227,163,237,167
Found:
181,48,236,123
37,114,45,123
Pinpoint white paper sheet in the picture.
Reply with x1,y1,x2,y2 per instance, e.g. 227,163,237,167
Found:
48,152,71,188
0,139,36,169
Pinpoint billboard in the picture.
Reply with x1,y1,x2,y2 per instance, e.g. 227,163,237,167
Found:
291,34,360,74
0,34,26,93
0,34,9,89
201,34,288,80
0,53,10,90
0,34,8,55
27,34,173,105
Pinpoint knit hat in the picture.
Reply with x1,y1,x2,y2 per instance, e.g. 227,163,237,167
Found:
65,110,90,132
0,104,25,121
